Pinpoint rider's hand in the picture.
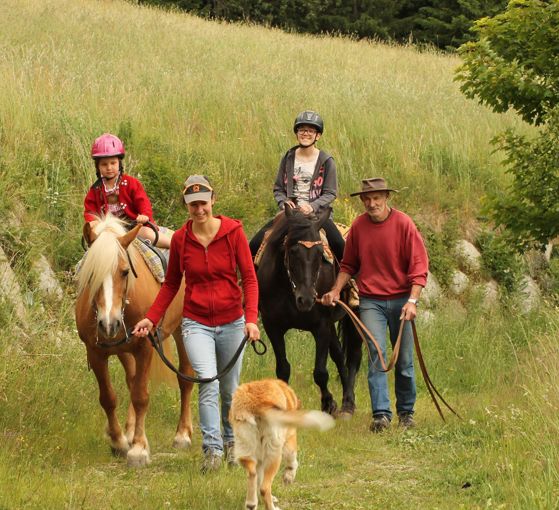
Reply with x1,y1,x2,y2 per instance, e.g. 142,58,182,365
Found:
321,290,340,307
283,200,296,210
245,322,260,341
136,214,149,224
299,203,313,215
132,318,154,337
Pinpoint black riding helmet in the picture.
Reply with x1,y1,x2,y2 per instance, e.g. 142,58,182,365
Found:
293,110,324,134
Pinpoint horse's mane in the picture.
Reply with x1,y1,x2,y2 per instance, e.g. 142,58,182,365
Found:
267,209,319,248
77,215,137,303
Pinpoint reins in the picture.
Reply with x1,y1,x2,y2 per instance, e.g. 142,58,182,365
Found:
332,298,461,422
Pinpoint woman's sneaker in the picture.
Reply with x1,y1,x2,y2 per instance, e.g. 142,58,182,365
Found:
369,414,391,433
200,450,222,474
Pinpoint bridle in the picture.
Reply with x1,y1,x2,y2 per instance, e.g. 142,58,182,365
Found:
95,249,138,349
284,239,324,297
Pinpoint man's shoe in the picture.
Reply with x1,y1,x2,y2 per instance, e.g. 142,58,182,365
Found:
200,450,222,474
224,441,237,467
369,415,391,433
398,412,416,429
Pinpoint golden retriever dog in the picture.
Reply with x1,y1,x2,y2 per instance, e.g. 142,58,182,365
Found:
229,379,335,510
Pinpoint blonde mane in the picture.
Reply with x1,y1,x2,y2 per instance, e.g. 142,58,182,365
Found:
77,215,137,303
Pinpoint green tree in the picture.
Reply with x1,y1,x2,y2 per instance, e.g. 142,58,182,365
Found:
455,0,559,249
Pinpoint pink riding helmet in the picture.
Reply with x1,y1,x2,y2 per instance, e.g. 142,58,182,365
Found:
91,133,125,159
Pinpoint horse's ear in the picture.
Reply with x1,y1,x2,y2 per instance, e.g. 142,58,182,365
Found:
284,204,294,218
83,223,97,246
118,223,142,249
315,207,332,230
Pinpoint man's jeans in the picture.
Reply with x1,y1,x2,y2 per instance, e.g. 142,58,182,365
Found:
181,316,246,454
360,296,416,420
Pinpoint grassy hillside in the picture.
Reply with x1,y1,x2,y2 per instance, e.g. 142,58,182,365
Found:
1,0,557,509
0,0,525,262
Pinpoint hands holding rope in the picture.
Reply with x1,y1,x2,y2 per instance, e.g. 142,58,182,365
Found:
132,318,261,342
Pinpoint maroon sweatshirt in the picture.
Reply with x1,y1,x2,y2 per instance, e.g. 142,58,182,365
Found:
340,208,428,299
145,215,258,327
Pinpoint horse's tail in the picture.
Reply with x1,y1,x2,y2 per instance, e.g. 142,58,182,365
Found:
149,336,178,388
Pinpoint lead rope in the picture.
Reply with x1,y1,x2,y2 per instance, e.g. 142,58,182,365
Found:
329,298,461,422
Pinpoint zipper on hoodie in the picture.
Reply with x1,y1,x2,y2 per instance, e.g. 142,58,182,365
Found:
205,247,215,324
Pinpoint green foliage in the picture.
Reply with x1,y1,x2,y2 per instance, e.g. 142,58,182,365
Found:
456,0,559,252
487,109,559,250
456,0,559,126
476,229,524,292
417,217,459,289
139,0,506,49
414,0,507,50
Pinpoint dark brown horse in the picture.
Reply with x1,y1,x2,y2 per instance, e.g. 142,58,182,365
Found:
255,207,362,415
75,215,194,466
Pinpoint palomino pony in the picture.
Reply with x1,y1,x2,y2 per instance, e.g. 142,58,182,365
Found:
75,215,194,467
256,207,362,415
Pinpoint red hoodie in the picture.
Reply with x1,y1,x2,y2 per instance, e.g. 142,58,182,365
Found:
145,215,258,327
83,174,155,224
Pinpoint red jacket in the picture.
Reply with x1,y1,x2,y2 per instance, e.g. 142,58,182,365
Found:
145,215,258,327
340,208,428,299
83,174,155,223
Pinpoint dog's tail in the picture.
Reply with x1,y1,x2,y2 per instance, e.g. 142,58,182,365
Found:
264,409,335,431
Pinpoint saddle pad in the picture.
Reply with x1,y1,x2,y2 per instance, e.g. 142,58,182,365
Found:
134,239,167,283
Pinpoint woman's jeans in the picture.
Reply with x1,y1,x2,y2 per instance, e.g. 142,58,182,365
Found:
360,296,416,420
181,316,246,454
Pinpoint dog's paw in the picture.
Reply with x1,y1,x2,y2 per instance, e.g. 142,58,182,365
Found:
282,467,297,485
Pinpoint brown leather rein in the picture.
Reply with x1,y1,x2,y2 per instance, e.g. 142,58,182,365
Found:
332,298,462,422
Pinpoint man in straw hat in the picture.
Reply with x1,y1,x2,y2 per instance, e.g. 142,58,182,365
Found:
321,177,428,432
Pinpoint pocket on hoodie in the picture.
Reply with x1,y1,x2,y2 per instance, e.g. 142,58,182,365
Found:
188,282,210,315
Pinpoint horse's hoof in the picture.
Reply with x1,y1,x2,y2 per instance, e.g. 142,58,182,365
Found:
337,411,354,421
109,434,130,456
323,401,338,416
127,444,151,468
172,433,192,449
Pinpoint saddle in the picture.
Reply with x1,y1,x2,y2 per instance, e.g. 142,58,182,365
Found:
254,221,359,308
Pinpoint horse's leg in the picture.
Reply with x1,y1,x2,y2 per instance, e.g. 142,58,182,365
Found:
327,327,356,417
311,324,337,415
340,315,363,417
172,329,194,449
117,352,137,445
87,347,129,455
126,341,153,468
263,319,290,382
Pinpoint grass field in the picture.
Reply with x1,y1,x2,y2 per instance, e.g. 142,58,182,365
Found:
0,0,557,508
1,298,558,509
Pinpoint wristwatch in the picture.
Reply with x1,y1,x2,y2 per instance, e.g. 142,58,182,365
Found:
407,298,418,305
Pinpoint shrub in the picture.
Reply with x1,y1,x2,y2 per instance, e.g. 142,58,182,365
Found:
477,230,524,293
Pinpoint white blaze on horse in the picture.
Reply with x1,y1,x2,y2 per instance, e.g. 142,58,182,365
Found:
75,214,194,467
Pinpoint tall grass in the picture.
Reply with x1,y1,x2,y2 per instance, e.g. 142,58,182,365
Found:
0,0,526,267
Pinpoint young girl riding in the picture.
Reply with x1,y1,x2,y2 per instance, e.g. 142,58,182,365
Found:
84,133,172,249
249,110,345,262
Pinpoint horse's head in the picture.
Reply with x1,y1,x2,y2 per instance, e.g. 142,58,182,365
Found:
284,206,330,312
78,215,141,339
